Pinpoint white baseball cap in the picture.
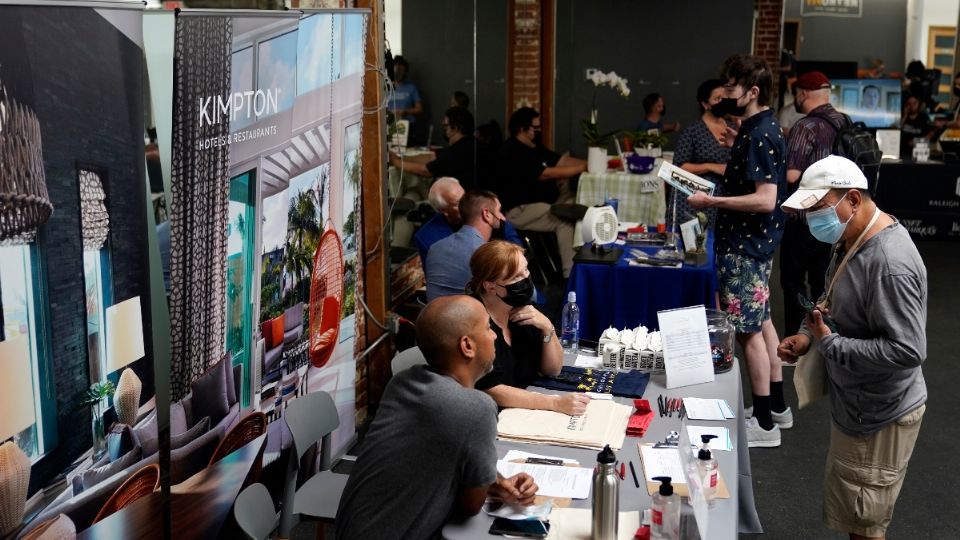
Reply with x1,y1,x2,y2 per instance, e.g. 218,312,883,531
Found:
781,155,868,210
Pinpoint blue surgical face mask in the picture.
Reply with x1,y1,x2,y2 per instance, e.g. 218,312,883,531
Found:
806,193,852,244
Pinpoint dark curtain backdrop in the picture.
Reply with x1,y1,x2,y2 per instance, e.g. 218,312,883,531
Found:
169,15,233,400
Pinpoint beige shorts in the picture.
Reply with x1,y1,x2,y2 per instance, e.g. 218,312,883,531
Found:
823,404,925,537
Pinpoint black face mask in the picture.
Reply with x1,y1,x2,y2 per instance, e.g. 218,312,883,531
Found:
953,85,960,97
532,131,543,146
498,277,534,308
793,93,804,114
712,97,747,118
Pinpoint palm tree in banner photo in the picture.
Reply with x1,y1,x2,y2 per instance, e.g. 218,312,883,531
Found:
284,183,323,304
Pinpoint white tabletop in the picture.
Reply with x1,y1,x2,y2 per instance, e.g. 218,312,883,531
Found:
442,356,755,539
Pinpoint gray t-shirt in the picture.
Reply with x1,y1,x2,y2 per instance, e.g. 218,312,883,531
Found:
804,222,928,436
335,365,498,539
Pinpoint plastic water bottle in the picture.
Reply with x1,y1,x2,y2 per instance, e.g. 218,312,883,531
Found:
560,291,580,353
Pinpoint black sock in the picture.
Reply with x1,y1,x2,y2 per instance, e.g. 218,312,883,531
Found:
752,394,774,431
770,381,787,413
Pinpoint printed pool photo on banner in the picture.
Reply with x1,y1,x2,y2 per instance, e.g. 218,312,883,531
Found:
167,9,367,465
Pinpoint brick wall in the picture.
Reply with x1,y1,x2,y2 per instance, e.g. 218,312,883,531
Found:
753,0,784,100
1,7,153,496
508,0,543,113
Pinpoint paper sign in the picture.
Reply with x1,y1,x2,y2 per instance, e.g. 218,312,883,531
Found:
875,129,900,159
657,306,715,389
679,424,710,539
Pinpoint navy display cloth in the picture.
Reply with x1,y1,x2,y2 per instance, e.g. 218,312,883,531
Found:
568,232,718,341
531,366,650,398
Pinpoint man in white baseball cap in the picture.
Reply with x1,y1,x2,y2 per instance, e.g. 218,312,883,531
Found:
778,154,928,539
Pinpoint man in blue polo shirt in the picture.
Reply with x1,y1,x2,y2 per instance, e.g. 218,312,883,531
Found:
425,190,508,301
689,54,788,448
415,178,523,266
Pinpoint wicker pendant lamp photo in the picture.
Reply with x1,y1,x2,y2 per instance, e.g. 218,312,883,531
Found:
0,81,53,245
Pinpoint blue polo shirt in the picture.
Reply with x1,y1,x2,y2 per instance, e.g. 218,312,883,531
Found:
415,213,523,266
715,109,787,260
424,225,485,301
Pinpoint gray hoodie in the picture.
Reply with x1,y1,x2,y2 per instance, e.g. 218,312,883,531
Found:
802,221,927,436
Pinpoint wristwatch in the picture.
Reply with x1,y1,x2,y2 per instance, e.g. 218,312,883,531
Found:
542,329,555,343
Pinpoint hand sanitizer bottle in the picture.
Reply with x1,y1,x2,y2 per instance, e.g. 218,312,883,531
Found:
696,434,719,507
650,476,679,540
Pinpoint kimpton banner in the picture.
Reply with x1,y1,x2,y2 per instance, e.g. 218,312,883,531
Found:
168,9,368,466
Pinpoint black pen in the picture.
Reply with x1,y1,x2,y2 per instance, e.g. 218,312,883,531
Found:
657,394,664,417
629,461,640,488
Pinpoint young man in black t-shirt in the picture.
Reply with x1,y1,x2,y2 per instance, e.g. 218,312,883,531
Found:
688,55,788,448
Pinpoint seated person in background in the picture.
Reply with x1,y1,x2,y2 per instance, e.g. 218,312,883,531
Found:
425,190,508,302
390,107,484,189
450,89,470,109
335,296,538,540
466,241,590,416
901,94,934,157
415,177,523,265
637,92,680,134
497,107,585,278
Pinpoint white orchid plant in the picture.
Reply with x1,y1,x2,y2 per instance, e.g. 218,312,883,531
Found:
583,69,631,147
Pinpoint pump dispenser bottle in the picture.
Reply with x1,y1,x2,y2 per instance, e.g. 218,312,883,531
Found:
697,434,719,507
650,476,679,540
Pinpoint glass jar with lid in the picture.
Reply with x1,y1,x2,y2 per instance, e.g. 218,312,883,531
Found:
706,309,735,373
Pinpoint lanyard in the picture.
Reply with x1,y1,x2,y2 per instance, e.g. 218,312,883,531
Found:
822,206,882,310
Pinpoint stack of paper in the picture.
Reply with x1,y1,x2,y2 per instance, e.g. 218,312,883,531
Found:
497,399,633,450
496,461,593,499
682,398,735,420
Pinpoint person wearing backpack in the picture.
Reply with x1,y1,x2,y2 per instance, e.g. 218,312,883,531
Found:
782,71,848,342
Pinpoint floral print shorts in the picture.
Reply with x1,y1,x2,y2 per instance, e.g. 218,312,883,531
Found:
716,252,773,333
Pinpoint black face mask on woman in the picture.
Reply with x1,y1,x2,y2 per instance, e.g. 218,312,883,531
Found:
498,277,534,307
712,97,747,118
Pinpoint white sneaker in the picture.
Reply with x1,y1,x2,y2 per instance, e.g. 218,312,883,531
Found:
744,405,794,429
745,417,781,448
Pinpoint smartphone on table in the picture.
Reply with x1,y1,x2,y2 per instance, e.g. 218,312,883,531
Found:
488,517,550,538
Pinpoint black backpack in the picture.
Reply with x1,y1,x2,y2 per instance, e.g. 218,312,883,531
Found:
807,111,883,193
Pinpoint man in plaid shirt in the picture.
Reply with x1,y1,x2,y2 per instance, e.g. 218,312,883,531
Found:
782,71,849,337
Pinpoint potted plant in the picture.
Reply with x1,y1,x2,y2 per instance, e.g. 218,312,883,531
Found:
584,69,630,174
631,130,669,158
73,380,116,460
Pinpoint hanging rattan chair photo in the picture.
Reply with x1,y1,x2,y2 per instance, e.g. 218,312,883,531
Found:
308,225,344,370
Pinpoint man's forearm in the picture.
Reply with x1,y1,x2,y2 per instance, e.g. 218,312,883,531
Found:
539,165,584,180
707,191,776,213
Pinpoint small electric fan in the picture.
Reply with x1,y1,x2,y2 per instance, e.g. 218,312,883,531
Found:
575,205,622,265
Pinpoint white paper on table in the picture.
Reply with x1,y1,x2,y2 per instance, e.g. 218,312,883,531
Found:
682,398,726,421
686,426,732,451
496,461,593,499
546,508,640,540
585,392,613,400
618,221,640,232
638,445,686,484
502,449,579,465
719,400,736,419
483,498,553,520
657,306,715,389
574,354,603,369
875,129,901,159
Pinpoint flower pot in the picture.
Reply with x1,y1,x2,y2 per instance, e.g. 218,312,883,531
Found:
587,146,608,174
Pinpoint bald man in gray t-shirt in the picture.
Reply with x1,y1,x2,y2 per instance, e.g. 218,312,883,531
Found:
335,296,537,539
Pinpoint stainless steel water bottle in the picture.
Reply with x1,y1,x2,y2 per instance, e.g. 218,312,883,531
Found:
592,444,619,540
